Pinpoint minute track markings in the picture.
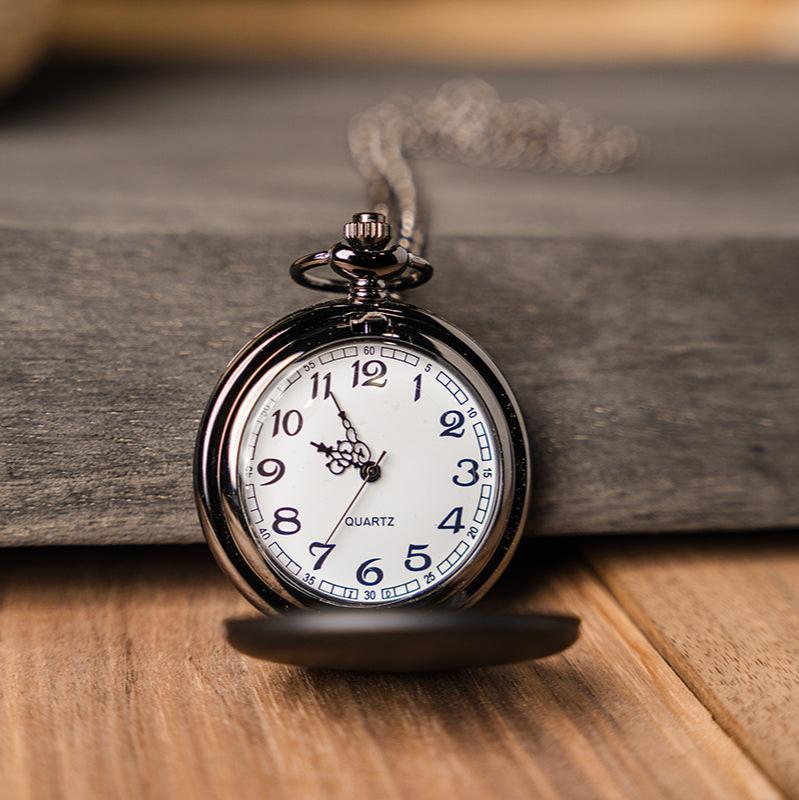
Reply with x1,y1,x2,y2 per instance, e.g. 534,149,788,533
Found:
240,338,501,606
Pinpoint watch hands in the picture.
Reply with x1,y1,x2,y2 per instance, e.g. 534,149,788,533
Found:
310,392,372,476
330,392,365,446
325,450,386,545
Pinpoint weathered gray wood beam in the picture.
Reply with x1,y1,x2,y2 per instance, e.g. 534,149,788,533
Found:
3,226,797,544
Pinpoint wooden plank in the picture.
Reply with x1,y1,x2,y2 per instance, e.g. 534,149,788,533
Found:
585,534,799,797
53,0,799,65
2,226,798,544
2,64,799,243
0,0,55,93
0,543,780,799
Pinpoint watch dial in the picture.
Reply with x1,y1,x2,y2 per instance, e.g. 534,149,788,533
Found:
237,338,502,606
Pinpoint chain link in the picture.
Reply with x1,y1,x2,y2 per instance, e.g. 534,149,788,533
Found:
348,78,639,255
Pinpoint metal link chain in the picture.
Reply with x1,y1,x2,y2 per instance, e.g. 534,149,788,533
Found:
348,78,638,255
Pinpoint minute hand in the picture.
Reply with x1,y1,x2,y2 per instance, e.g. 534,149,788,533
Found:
329,392,371,466
330,392,357,437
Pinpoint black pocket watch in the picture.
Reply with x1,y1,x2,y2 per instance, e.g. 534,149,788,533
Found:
195,211,529,615
193,80,635,668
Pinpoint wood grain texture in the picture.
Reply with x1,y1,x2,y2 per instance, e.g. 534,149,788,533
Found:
585,534,799,797
2,62,799,242
2,226,798,544
0,543,781,799
2,63,798,545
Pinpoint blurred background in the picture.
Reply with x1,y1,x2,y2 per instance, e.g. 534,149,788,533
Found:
3,0,799,252
5,0,799,90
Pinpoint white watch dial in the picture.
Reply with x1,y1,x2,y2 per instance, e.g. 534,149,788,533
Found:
237,338,502,605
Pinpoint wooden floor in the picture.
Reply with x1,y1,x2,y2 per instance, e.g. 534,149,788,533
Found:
1,535,796,799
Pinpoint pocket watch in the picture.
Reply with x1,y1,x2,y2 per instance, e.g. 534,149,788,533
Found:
194,80,636,620
195,210,529,612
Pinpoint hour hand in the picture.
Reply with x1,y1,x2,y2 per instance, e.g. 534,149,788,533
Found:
311,440,346,475
311,439,370,476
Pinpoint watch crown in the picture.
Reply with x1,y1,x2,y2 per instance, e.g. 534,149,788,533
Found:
343,212,392,251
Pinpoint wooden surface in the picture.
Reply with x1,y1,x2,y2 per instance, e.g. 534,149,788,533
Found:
0,0,57,91
52,0,799,65
1,536,796,798
3,62,799,241
588,534,799,794
3,228,798,545
2,62,798,545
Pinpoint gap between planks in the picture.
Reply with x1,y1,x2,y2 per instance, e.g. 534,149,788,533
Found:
582,533,799,798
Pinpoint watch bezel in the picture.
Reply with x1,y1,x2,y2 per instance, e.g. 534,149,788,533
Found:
194,299,530,613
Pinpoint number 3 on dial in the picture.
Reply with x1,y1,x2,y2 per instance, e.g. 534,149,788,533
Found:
452,458,479,487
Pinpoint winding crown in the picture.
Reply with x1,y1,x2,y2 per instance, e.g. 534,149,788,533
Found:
343,212,392,251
